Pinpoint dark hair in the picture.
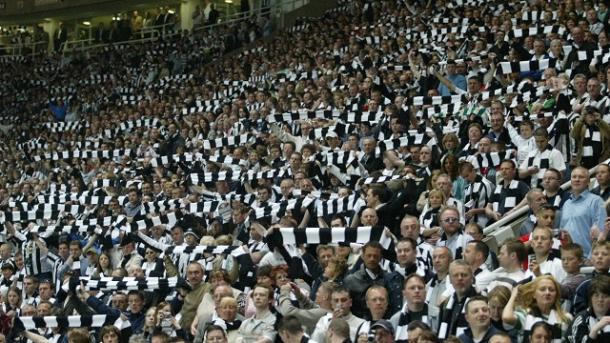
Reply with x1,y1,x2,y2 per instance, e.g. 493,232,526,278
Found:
589,275,610,302
407,320,432,331
331,285,351,298
256,265,273,278
396,237,417,250
404,273,426,288
100,325,120,341
152,331,170,343
468,240,490,260
278,315,304,334
530,321,553,338
503,238,527,263
465,295,489,312
500,159,516,169
362,241,384,254
533,127,549,138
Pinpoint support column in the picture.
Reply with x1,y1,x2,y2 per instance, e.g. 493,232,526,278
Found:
41,19,59,53
180,0,199,32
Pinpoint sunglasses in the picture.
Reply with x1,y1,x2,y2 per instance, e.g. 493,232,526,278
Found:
442,217,459,224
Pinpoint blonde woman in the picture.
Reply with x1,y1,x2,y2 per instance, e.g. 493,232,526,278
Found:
502,275,572,343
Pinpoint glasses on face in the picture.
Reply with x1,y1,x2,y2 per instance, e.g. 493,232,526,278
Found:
442,217,459,224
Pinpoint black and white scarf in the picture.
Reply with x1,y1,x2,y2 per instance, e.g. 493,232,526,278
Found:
395,303,430,343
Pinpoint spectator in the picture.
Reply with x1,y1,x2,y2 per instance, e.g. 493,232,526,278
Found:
488,239,531,292
437,207,472,260
179,261,211,330
311,285,365,343
567,274,610,343
463,240,494,291
237,284,277,343
458,295,500,343
278,315,308,343
519,128,566,188
343,241,386,318
572,241,610,314
427,246,453,331
592,163,610,201
560,167,607,257
502,275,572,343
437,260,480,339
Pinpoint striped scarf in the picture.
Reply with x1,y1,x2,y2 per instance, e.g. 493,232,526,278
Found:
395,303,430,342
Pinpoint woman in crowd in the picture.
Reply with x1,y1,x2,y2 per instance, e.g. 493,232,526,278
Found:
568,275,610,343
503,275,572,343
155,301,189,340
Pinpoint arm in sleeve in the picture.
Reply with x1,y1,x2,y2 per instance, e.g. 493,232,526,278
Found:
86,295,121,318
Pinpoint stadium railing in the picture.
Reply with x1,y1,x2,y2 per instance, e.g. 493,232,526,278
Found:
483,161,609,253
60,0,309,54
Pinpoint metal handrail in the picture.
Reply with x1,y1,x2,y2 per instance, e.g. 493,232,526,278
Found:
1,40,47,56
59,0,309,55
483,160,609,236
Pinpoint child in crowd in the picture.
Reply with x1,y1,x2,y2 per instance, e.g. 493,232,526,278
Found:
572,241,610,314
558,243,586,313
528,226,566,283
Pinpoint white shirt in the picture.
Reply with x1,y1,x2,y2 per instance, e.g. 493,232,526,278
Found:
311,313,365,343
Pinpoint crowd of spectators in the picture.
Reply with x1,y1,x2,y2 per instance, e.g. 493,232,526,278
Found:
1,0,610,343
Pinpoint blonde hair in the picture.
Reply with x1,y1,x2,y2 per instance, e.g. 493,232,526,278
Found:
219,296,237,307
516,275,570,324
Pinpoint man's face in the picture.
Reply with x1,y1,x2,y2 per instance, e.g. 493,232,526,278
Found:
435,176,453,196
128,191,139,204
58,244,69,259
465,300,491,330
205,330,227,343
112,294,128,311
542,171,561,192
218,302,237,322
318,248,334,268
490,113,504,131
400,218,420,239
331,290,352,316
372,327,394,343
463,243,478,266
534,135,548,151
403,277,425,306
531,229,552,256
361,208,379,226
69,245,81,259
39,283,53,300
596,166,610,186
465,225,483,241
37,302,53,316
440,209,460,235
500,162,515,181
396,241,417,266
171,227,184,244
449,265,473,295
24,278,37,295
187,263,204,285
128,294,144,313
530,192,547,212
498,245,514,269
251,286,271,309
587,79,600,96
536,208,555,227
571,168,589,194
365,288,388,318
432,248,451,274
362,246,382,270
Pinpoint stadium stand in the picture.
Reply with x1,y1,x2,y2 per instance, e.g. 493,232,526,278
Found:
0,0,609,343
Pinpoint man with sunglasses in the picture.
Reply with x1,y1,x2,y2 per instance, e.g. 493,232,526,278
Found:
437,207,473,260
